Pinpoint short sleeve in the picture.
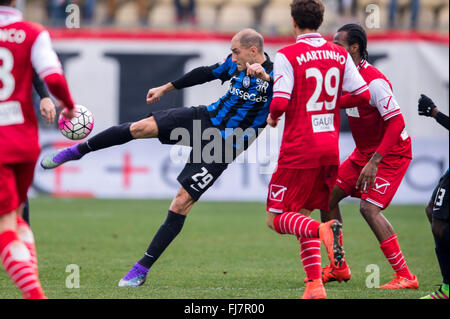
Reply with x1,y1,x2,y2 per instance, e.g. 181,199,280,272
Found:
342,52,368,95
30,30,63,78
368,78,402,121
272,52,294,100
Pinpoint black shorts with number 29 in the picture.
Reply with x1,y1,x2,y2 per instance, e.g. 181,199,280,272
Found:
149,106,236,201
430,170,449,222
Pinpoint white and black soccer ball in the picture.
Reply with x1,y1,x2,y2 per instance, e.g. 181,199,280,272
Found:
58,105,94,140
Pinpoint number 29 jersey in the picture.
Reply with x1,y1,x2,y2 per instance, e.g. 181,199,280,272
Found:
273,33,368,169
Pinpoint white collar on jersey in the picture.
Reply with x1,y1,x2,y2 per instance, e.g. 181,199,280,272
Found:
0,6,23,27
357,59,368,70
296,33,323,42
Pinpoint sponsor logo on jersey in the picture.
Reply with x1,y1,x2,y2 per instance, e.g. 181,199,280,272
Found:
311,113,335,133
0,28,26,44
0,101,24,126
228,85,268,103
256,78,269,93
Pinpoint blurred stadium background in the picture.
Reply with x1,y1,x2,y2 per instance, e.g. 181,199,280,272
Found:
1,0,449,299
18,0,450,33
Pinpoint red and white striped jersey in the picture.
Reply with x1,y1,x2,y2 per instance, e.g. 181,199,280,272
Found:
345,60,412,160
272,33,369,169
0,6,63,163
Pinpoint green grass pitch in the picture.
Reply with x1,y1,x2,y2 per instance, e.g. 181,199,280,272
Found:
0,197,440,299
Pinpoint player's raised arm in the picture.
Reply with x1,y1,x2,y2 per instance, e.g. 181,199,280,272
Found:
147,56,234,104
31,30,75,118
418,94,449,130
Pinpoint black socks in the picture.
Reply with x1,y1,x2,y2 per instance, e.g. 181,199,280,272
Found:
138,211,187,269
77,122,134,155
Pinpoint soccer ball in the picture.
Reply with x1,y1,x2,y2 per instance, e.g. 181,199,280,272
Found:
58,105,94,140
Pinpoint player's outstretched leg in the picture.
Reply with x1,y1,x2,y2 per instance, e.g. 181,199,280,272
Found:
41,122,135,169
40,144,84,169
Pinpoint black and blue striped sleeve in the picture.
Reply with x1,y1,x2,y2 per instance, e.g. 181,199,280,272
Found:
171,55,233,90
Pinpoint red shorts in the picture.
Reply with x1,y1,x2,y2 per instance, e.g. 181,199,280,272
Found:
0,162,36,216
336,153,411,210
266,165,338,213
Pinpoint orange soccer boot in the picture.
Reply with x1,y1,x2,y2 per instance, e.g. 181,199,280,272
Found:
379,273,419,289
322,264,352,284
302,278,326,299
318,220,344,268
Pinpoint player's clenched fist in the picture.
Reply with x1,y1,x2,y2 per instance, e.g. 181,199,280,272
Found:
246,62,271,82
146,83,175,104
266,114,279,128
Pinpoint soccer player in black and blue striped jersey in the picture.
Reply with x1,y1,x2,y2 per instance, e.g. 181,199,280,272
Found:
40,28,274,287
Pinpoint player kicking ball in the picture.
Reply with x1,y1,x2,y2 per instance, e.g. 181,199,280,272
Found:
41,28,281,288
265,1,371,299
319,24,418,290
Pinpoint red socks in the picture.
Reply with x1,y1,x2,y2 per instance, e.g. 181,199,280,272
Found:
274,212,322,281
273,212,320,238
0,230,45,299
380,234,414,280
16,216,38,275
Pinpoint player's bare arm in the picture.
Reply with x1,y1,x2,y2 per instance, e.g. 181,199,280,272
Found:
266,113,279,128
39,97,56,124
356,152,383,193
